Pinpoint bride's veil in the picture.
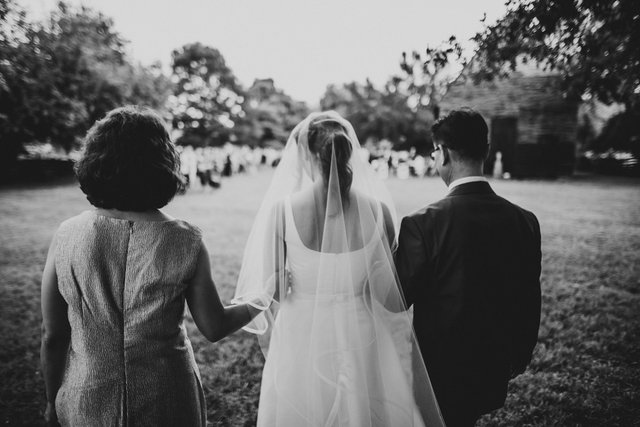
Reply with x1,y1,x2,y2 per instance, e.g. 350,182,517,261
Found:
232,111,444,426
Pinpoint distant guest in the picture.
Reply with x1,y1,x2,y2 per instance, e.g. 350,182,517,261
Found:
40,106,260,426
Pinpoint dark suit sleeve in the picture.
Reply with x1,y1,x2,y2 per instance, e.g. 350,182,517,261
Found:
395,216,429,308
510,212,542,376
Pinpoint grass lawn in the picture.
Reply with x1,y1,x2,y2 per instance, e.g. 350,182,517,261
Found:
1,169,639,426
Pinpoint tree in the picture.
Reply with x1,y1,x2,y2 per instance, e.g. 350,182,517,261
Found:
321,81,395,144
169,42,244,147
30,2,129,149
237,78,309,147
592,111,640,156
472,0,640,110
118,62,173,113
396,36,465,118
347,36,468,153
0,1,171,171
0,0,36,168
320,79,432,152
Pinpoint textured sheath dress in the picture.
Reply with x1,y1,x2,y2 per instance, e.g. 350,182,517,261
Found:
53,210,206,426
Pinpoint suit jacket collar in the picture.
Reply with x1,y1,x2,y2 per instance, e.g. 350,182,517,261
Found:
446,180,495,197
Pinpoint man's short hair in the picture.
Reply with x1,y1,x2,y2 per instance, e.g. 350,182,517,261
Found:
431,108,489,161
75,106,183,212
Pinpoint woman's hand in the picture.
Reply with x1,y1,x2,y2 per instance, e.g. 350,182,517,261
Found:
186,241,263,342
44,402,60,426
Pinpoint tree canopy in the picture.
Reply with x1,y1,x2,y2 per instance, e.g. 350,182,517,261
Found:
0,0,310,168
320,79,433,152
320,38,464,152
397,36,464,118
0,0,170,169
472,0,640,109
238,78,309,147
169,42,245,147
168,45,308,148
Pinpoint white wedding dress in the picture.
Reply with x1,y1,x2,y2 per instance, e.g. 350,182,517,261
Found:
232,111,444,427
256,197,423,426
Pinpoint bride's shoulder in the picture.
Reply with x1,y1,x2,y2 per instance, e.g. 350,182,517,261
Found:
352,191,394,232
352,191,387,213
289,188,316,209
265,193,297,222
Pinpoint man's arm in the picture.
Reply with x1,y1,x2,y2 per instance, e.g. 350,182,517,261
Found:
394,215,429,308
510,213,542,377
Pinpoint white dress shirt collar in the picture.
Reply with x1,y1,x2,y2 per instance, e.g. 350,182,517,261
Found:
448,176,488,191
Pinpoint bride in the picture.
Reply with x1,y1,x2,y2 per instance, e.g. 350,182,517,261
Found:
233,111,444,426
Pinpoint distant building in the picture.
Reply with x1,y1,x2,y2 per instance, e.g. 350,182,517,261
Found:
440,60,579,178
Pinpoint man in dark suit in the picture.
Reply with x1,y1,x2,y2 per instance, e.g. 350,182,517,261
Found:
395,109,542,427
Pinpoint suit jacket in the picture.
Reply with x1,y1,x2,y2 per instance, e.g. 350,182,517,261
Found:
395,181,541,416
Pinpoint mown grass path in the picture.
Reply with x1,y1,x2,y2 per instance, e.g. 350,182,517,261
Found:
1,170,639,426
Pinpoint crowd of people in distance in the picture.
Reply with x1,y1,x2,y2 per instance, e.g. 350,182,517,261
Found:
176,144,282,191
177,143,441,193
362,146,438,179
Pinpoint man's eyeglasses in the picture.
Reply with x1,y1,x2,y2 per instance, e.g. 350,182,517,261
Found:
430,145,442,160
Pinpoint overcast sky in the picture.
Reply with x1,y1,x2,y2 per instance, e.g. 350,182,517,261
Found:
23,0,508,106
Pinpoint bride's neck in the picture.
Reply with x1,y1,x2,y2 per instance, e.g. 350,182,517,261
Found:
314,181,348,216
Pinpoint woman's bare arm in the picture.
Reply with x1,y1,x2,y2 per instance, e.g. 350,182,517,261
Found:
40,233,70,425
270,201,287,302
186,241,262,342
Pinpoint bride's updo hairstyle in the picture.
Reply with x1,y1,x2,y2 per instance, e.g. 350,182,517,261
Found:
306,117,353,199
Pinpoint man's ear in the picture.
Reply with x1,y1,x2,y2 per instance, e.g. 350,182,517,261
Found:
441,146,450,166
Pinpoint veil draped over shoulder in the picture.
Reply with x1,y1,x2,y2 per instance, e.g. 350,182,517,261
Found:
232,111,444,426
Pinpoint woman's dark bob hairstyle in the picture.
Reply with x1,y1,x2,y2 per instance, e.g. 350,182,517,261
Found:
75,106,183,212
